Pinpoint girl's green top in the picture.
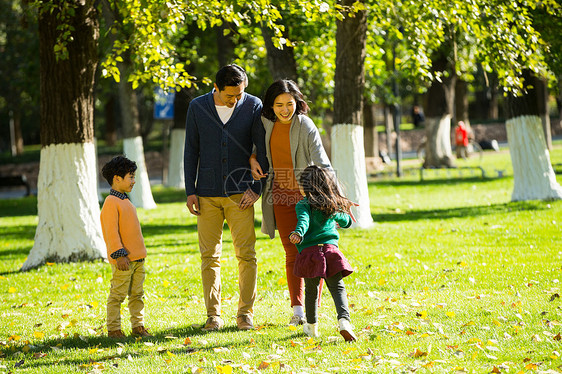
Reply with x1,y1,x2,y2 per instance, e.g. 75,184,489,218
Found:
292,197,352,252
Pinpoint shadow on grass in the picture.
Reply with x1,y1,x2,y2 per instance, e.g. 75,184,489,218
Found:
0,197,37,217
373,199,550,223
0,324,299,370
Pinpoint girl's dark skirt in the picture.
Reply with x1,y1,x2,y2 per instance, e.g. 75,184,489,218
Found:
293,244,353,279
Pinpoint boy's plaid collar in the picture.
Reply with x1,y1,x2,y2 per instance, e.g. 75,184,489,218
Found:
109,189,129,200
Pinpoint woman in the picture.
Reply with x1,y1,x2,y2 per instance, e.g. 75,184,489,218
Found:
251,79,332,326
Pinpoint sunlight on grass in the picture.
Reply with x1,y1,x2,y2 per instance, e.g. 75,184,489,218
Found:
1,147,562,373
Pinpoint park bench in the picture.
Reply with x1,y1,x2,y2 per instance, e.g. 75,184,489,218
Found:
419,166,486,181
0,174,31,196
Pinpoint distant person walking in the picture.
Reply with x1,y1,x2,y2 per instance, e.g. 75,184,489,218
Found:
412,105,425,128
184,64,267,332
455,121,469,159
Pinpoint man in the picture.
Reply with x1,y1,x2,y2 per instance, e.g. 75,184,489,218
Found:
184,64,267,331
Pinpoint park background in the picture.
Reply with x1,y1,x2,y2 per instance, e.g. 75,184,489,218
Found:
1,0,562,373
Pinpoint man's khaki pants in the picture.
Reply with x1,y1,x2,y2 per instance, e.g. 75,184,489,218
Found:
107,261,145,332
197,194,257,318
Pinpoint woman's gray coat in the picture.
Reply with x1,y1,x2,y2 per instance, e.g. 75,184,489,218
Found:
260,114,332,238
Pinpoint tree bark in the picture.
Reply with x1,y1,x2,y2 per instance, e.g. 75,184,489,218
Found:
101,1,156,209
506,69,561,202
104,94,117,146
332,0,372,228
363,102,378,158
260,23,298,82
423,51,456,168
23,0,105,270
455,79,470,127
216,21,236,67
166,88,193,188
9,110,24,156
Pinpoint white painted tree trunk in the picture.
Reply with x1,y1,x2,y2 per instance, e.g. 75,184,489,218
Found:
166,128,185,189
331,124,374,229
94,138,103,203
424,115,455,168
506,115,562,201
22,143,106,271
123,136,157,209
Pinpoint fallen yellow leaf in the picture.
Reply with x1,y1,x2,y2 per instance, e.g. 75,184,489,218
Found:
8,287,16,293
34,331,45,339
258,361,270,370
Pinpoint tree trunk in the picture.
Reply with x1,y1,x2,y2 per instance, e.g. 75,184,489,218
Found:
535,77,552,150
23,0,105,271
260,24,298,82
455,79,470,127
506,70,562,202
101,1,156,209
104,94,117,146
332,0,372,228
423,52,456,168
9,110,24,156
363,102,378,158
216,21,236,67
166,88,192,188
384,104,393,156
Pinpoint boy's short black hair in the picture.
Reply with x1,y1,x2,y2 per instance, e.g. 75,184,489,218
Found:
101,156,137,186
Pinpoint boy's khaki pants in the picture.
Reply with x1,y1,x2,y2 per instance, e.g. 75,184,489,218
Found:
197,194,257,318
107,261,145,332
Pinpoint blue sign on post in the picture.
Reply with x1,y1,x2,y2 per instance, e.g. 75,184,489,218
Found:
154,87,175,119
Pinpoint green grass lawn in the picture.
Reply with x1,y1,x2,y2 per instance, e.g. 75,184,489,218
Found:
1,148,562,373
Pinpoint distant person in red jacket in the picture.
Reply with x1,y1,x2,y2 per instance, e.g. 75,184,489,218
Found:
455,121,469,159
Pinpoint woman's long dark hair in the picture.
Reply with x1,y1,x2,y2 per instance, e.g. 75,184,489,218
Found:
262,79,310,121
299,165,353,218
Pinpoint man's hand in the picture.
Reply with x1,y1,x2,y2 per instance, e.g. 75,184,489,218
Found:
115,256,130,271
249,154,267,180
239,188,259,210
186,194,201,216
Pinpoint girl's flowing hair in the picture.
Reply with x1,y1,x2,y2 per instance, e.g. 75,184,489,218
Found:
299,165,353,218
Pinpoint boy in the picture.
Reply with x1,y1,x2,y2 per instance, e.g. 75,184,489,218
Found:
100,155,151,338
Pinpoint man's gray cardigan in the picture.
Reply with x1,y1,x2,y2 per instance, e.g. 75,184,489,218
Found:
261,114,332,238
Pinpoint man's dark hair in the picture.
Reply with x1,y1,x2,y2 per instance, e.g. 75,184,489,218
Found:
101,156,137,186
215,64,247,91
262,79,310,122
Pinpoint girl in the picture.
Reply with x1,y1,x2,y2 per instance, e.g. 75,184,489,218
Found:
289,165,357,342
250,80,332,326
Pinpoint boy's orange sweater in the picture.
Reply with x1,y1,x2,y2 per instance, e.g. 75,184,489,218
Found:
100,195,147,264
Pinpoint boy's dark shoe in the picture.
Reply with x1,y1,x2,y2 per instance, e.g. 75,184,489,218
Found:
131,326,152,337
108,330,126,339
202,316,224,332
236,315,255,330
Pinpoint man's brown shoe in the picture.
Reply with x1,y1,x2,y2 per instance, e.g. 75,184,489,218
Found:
237,315,255,331
202,316,224,332
108,330,126,339
131,326,152,337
